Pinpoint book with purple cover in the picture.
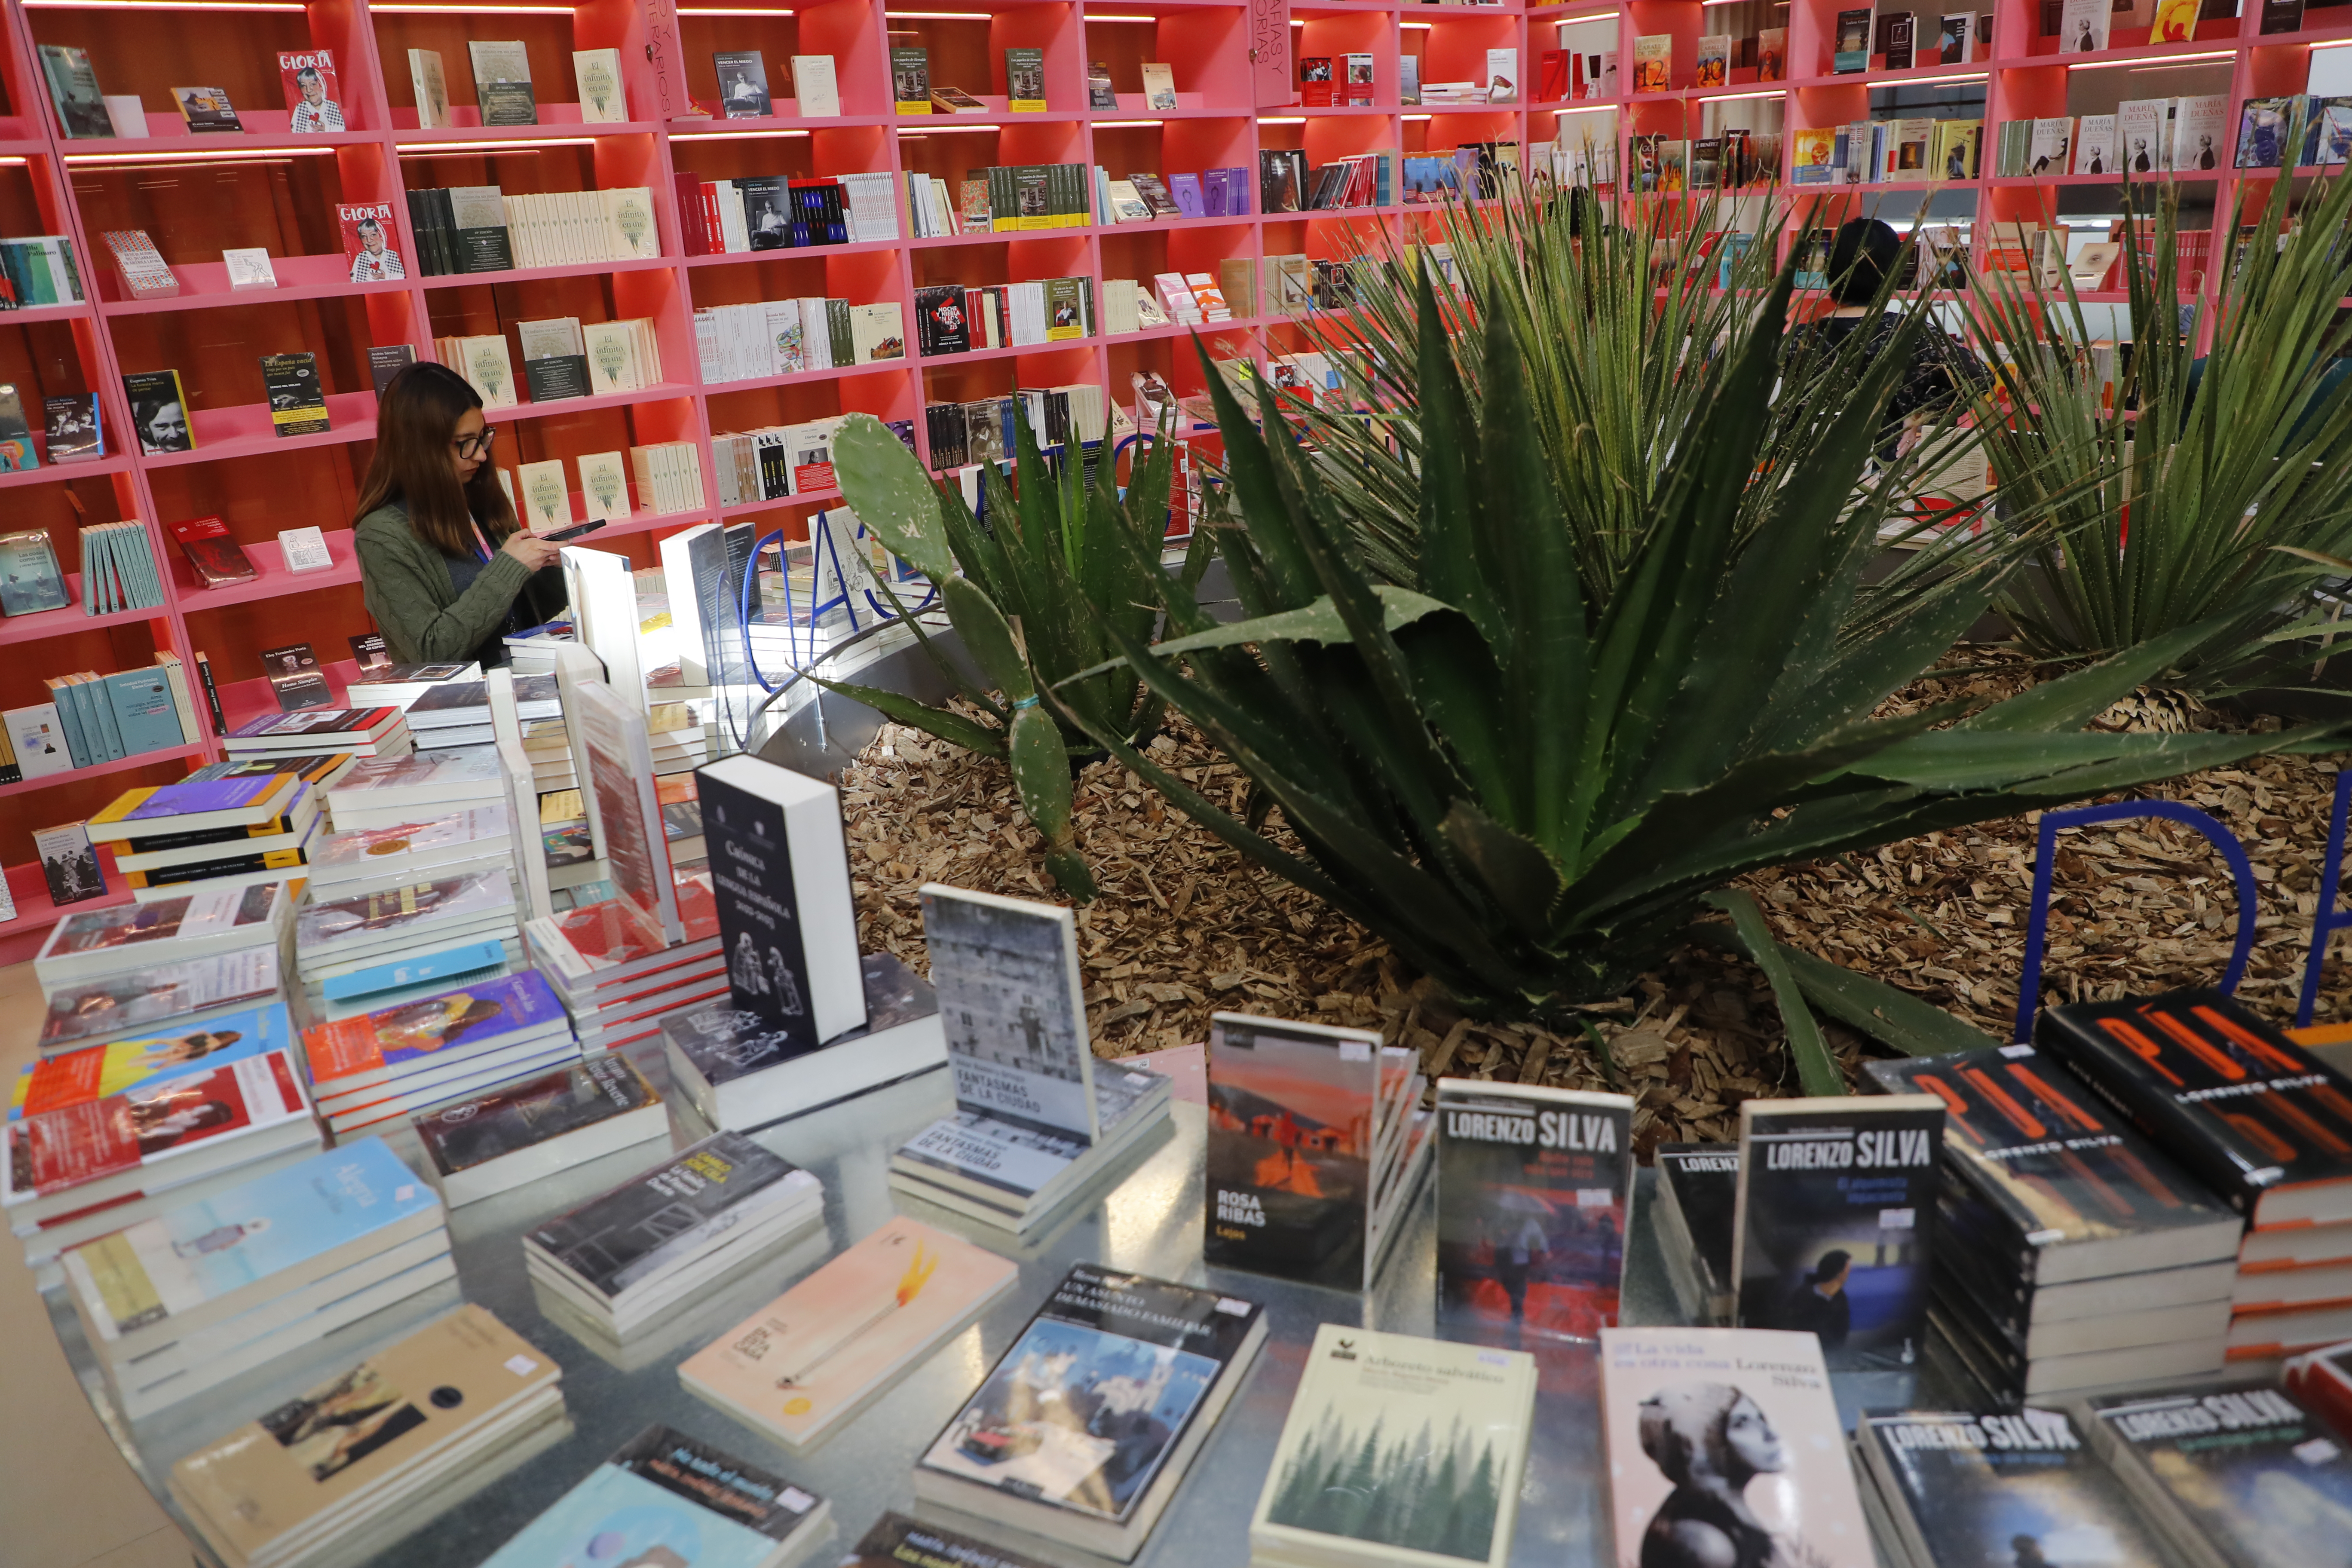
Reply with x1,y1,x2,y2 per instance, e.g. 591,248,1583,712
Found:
1171,172,1205,216
121,775,296,822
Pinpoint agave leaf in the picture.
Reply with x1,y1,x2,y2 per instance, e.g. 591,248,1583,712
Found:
1055,585,1453,683
1708,890,1846,1097
1439,801,1565,934
943,575,1032,702
1685,922,1999,1057
801,673,1006,758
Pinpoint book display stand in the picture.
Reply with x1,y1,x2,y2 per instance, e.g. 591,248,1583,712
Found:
0,0,2343,969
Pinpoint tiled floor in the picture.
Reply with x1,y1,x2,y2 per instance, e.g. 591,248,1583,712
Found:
0,959,195,1568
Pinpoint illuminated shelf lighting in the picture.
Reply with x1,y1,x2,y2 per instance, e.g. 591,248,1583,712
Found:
678,127,814,138
1556,101,1616,115
899,125,1010,134
1087,12,1159,18
1093,119,1166,127
1700,86,1786,101
371,3,576,9
398,137,599,152
1261,116,1307,124
63,146,330,163
884,9,992,15
1401,19,1432,26
677,5,796,11
1900,71,1989,85
1402,113,1432,121
2070,49,2233,70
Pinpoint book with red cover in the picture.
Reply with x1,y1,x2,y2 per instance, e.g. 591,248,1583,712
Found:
303,970,570,1094
279,49,344,131
167,517,259,588
338,202,405,283
1538,50,1571,101
2037,989,2352,1229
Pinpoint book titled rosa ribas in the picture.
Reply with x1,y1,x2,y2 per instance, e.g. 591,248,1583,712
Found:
527,1130,823,1335
169,1304,565,1568
916,1263,1267,1561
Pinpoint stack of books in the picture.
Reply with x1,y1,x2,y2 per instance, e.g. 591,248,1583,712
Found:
413,1055,668,1207
2037,989,2352,1376
33,881,296,1001
401,680,495,750
2083,1381,2352,1567
58,1138,453,1418
477,1426,831,1568
292,870,523,1008
645,701,710,778
36,948,283,1058
343,659,478,708
664,952,944,1130
168,1305,567,1568
224,707,411,762
306,803,514,902
86,771,323,903
1869,1043,2244,1400
300,969,579,1137
523,872,723,1052
12,998,296,1118
524,1131,823,1338
325,749,505,832
3,1039,320,1269
888,887,1172,1234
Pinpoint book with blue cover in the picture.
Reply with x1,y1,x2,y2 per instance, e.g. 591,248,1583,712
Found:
103,668,184,753
12,1002,293,1120
60,1136,443,1348
479,1424,830,1568
303,969,570,1087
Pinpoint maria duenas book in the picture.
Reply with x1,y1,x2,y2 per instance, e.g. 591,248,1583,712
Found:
1435,1078,1634,1340
1857,1406,2173,1568
915,1263,1267,1561
2083,1384,2352,1568
1732,1093,1944,1369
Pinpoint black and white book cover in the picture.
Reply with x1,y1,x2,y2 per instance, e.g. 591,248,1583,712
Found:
123,370,193,454
524,1129,817,1299
257,643,333,712
34,821,106,906
897,1063,1165,1203
1657,1142,1739,1307
416,1054,660,1178
921,883,1097,1144
917,1264,1263,1526
42,394,101,462
714,50,772,116
667,952,933,1088
2085,1384,2352,1567
1860,1407,2172,1568
698,752,863,1045
1733,1094,1944,1369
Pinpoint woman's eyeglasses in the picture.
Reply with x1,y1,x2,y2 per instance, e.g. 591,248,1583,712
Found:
453,429,498,459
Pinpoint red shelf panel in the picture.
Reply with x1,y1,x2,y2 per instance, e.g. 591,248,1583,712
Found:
98,257,412,315
140,391,380,469
0,456,131,493
414,254,680,290
0,744,202,803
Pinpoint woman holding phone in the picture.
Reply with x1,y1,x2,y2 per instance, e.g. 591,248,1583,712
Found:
353,363,569,668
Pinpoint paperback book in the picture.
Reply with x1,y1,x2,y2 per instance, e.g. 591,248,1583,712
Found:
414,1055,665,1206
2083,1383,2352,1568
38,950,281,1054
478,1424,830,1568
699,751,863,1045
280,50,344,131
13,1001,292,1119
1858,1406,2171,1568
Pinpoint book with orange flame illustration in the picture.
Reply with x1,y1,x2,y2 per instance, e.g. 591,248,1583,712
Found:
2037,989,2352,1228
678,1215,1017,1450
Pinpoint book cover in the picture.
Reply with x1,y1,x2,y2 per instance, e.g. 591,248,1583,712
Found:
2175,93,2228,170
2036,989,2352,1225
367,345,414,398
921,884,1096,1144
1632,33,1672,91
714,50,771,117
34,822,106,907
1732,1094,1944,1369
1087,61,1116,109
1436,1079,1633,1339
40,46,113,139
43,395,101,463
2060,0,2113,49
0,530,68,615
260,352,329,438
1345,52,1375,105
2236,98,2290,168
294,872,509,956
1253,1324,1534,1568
699,753,861,1045
1657,1142,1738,1319
2075,112,2119,172
1884,11,1917,67
416,1054,657,1178
123,371,192,455
664,952,934,1092
1938,12,1972,59
173,86,242,133
2119,97,2168,172
1694,34,1731,87
1204,1012,1378,1287
1601,1328,1870,1568
892,47,931,112
169,1305,557,1564
1141,63,1176,110
339,203,405,282
1299,55,1333,107
916,1263,1263,1528
1864,1047,2237,1278
37,952,280,1053
279,49,344,132
1834,7,1874,70
62,1136,437,1341
2151,0,2200,40
848,1515,1057,1568
2086,1384,2352,1566
167,517,257,589
303,970,568,1085
680,1214,1018,1447
790,55,839,116
1861,1407,2172,1568
0,384,34,472
259,643,332,711
409,48,451,128
527,1130,815,1298
573,48,625,121
479,1424,827,1568
469,40,537,125
1006,47,1046,110
1,1049,308,1203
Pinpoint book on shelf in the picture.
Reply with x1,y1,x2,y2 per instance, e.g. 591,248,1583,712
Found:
479,1425,829,1568
0,529,68,616
338,203,405,282
259,643,332,711
38,46,112,139
2263,0,2307,29
408,47,451,128
221,248,276,290
578,450,630,522
444,332,518,409
1087,59,1116,108
1435,1077,1630,1336
469,39,537,125
277,527,332,575
0,235,86,306
527,1129,821,1335
1342,51,1373,106
414,1054,664,1207
1299,55,1333,107
0,385,31,475
74,521,166,615
166,516,259,589
2152,0,2202,40
2037,989,2352,1228
99,95,144,137
123,370,192,454
1006,46,1046,110
790,54,839,116
279,49,344,132
172,86,242,134
366,345,414,399
1833,7,1874,70
1255,1323,1533,1568
916,1264,1266,1560
892,46,931,113
34,822,106,907
259,353,329,438
573,47,625,121
1858,1406,2174,1568
168,1305,564,1568
3,704,70,781
1603,1328,1869,1568
715,50,771,117
1142,62,1176,110
930,85,988,113
42,395,101,464
679,1213,1016,1448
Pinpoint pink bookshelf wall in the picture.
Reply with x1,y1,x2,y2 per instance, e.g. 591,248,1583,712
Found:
0,0,2345,961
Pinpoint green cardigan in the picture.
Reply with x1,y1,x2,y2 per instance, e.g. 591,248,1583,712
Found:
354,502,567,665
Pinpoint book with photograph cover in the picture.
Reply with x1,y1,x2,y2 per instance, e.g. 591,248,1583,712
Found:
260,353,329,438
916,1263,1267,1557
1254,1324,1534,1568
848,1515,1057,1568
279,49,344,131
1601,1328,1870,1568
294,871,510,956
1204,1011,1381,1288
1733,1093,1944,1370
123,370,193,455
39,46,113,139
2059,0,2113,49
2083,1383,2352,1568
1141,63,1176,110
1859,1407,2171,1568
680,1214,1018,1449
167,517,258,589
1834,7,1874,69
526,1130,815,1301
38,951,281,1053
1087,61,1116,109
0,530,69,616
892,46,931,112
0,1048,311,1212
416,1055,663,1203
34,822,106,907
478,1424,829,1568
0,384,34,472
1006,47,1046,110
698,752,862,1043
340,203,405,283
922,884,1096,1143
173,86,242,133
258,643,332,711
714,50,771,117
302,969,569,1086
43,395,101,463
1436,1078,1634,1339
14,1002,290,1118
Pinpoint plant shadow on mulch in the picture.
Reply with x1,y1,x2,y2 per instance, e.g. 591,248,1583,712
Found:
839,649,2351,1160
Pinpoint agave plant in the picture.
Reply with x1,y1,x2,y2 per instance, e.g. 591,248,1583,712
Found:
1264,181,2008,639
1054,260,2335,1033
1966,152,2352,692
817,409,1205,900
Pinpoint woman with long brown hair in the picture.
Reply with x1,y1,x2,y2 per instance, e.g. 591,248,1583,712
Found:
352,363,566,667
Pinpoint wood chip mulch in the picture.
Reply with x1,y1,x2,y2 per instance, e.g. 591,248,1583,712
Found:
839,655,2350,1160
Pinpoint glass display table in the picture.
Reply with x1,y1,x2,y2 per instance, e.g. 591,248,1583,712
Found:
44,1044,1938,1568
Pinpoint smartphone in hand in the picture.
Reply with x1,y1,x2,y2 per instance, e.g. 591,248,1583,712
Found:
540,519,607,543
